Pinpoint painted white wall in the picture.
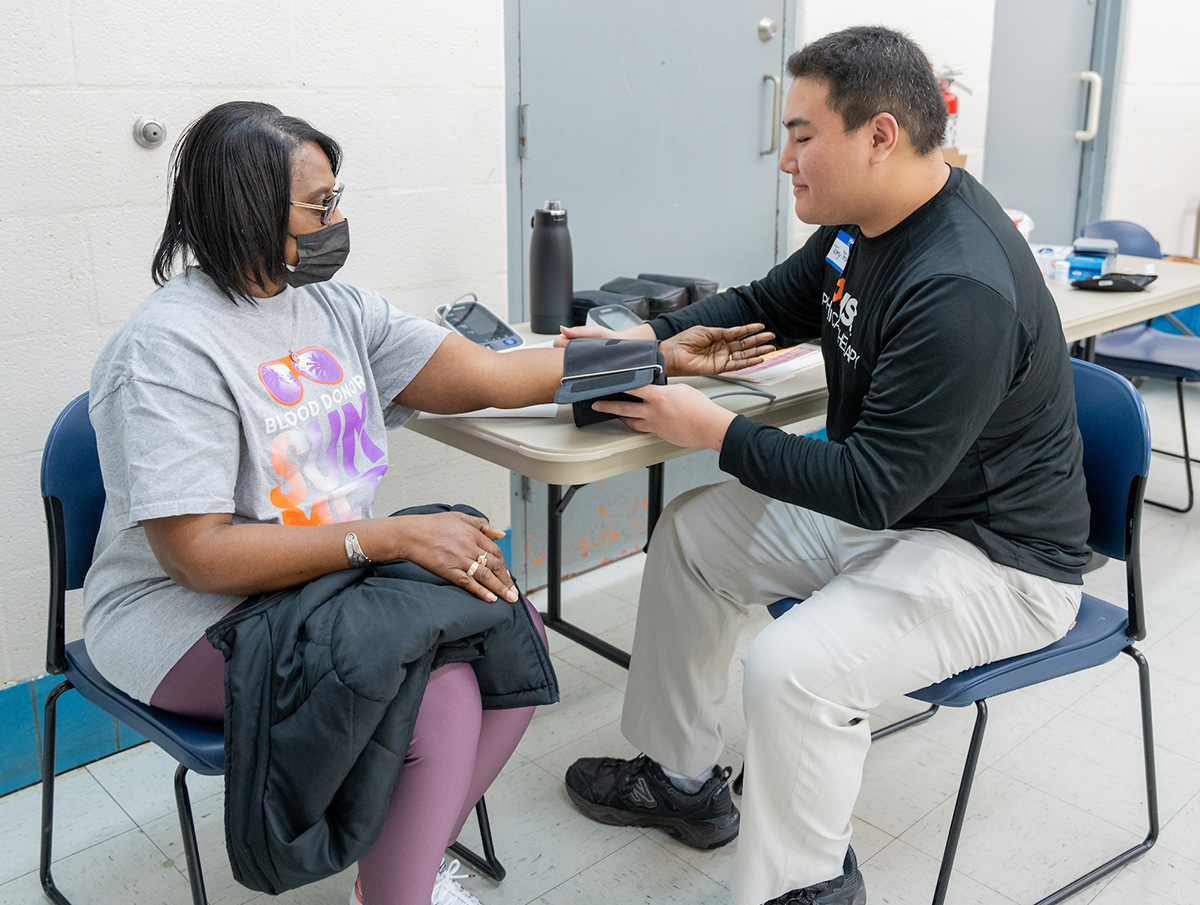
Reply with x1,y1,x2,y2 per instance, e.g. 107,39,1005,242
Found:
0,1,512,688
1104,0,1200,255
787,2,998,253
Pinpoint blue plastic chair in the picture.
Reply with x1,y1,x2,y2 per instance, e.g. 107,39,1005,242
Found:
1082,218,1197,511
1082,219,1162,258
769,359,1158,905
39,393,506,905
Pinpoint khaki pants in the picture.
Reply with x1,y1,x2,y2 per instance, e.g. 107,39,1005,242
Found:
620,481,1081,905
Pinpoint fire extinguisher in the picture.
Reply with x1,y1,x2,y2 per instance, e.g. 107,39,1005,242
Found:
936,67,972,148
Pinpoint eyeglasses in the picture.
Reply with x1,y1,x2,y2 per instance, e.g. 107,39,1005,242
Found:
290,184,344,225
258,346,344,406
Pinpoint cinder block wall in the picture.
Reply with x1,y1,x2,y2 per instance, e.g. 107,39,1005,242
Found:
0,1,513,702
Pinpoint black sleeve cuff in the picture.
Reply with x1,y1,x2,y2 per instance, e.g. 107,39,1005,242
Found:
717,414,758,474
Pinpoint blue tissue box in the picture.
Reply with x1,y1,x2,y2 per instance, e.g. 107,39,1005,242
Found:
1066,254,1110,281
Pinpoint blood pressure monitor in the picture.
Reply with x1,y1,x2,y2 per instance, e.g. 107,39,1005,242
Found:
584,304,647,332
436,293,524,351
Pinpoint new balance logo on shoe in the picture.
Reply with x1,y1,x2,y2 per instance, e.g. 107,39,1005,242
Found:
629,777,657,808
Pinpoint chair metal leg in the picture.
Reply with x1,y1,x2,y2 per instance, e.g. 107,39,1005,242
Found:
1027,646,1158,905
732,703,941,796
932,648,1159,905
1147,378,1194,513
870,703,940,743
39,680,74,905
930,700,989,905
173,764,209,905
448,794,507,882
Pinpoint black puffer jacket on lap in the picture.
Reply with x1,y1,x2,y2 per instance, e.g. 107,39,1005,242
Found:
206,504,558,894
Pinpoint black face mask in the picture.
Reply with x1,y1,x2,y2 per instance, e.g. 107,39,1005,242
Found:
285,219,350,287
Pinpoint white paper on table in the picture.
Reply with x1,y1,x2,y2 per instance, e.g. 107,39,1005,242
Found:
717,344,823,385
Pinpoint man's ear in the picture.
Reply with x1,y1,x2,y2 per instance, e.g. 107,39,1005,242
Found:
867,112,901,163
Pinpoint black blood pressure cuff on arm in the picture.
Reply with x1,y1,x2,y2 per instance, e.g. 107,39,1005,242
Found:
637,273,718,305
601,277,688,316
555,337,666,427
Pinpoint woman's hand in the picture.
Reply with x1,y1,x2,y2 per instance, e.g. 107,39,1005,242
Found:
388,511,520,604
143,509,521,604
659,323,775,377
554,322,657,347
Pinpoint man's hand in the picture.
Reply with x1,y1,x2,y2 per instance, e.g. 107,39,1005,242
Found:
591,383,737,452
660,323,775,377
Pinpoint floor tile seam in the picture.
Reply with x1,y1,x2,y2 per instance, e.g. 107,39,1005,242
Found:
39,822,154,878
861,836,1024,904
1153,832,1200,868
520,835,651,904
638,832,734,891
915,697,1069,766
983,756,1163,838
1006,700,1200,771
1059,701,1200,762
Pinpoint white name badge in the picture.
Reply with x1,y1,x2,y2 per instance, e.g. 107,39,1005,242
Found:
825,230,855,273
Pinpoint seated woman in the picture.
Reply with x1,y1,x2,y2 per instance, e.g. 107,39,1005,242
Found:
82,101,772,905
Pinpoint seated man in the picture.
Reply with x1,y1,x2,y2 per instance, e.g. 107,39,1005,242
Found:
563,25,1090,905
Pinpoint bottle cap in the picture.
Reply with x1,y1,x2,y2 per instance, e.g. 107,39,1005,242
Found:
537,200,567,220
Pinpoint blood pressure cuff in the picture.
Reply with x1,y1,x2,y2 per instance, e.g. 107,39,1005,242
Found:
571,289,651,326
554,337,666,428
600,277,688,316
637,273,718,305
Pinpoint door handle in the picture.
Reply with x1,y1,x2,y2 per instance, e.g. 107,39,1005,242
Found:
1074,70,1103,142
761,73,781,156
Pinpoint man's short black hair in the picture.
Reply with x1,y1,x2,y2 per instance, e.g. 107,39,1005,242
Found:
786,26,947,156
151,101,343,303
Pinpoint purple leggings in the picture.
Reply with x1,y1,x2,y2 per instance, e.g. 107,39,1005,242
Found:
152,598,548,905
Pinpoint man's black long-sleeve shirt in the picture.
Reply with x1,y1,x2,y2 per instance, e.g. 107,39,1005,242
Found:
653,167,1090,584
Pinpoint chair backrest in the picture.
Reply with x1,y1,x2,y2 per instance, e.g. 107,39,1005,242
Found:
41,392,105,673
1083,219,1162,258
1072,359,1150,562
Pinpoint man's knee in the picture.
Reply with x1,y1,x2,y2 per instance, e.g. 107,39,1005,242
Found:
742,618,822,712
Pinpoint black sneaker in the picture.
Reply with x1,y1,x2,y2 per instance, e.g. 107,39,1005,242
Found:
564,753,740,849
764,847,867,905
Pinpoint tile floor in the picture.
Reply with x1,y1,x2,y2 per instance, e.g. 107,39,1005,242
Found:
3,379,1200,905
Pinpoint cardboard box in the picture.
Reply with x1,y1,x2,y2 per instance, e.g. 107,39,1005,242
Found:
942,147,967,168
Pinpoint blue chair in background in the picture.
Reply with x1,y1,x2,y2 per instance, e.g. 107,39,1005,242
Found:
1082,219,1161,258
39,392,505,905
1083,218,1198,512
768,359,1158,905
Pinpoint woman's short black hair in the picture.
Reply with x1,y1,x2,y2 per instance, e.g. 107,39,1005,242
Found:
151,101,342,303
787,26,947,156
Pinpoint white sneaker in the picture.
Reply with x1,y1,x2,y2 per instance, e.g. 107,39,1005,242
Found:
431,857,483,905
349,858,483,905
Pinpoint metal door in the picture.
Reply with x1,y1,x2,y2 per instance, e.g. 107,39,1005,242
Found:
505,0,791,591
982,0,1122,245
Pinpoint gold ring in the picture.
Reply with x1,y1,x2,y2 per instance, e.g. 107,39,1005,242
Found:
467,560,481,578
476,553,489,564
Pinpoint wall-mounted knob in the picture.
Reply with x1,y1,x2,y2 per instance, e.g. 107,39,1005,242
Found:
758,18,778,42
133,116,166,149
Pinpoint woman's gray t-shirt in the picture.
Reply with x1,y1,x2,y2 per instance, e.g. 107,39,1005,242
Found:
83,269,449,703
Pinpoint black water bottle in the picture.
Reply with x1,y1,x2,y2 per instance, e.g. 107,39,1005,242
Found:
529,200,573,334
